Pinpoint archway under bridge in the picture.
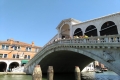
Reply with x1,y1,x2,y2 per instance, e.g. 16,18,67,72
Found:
35,47,120,75
38,50,95,73
26,36,120,75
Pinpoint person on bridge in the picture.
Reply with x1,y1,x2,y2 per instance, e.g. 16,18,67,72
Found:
79,36,83,38
84,35,88,38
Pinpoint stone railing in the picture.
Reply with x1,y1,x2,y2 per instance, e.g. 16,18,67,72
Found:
25,35,120,68
57,35,120,44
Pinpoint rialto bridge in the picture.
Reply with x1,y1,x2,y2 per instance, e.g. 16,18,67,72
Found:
24,12,120,75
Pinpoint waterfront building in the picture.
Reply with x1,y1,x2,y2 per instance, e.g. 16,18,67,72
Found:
82,62,95,72
82,61,106,72
94,61,106,69
0,39,41,72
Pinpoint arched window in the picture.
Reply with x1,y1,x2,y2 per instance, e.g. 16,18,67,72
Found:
60,24,70,39
73,28,83,37
85,25,97,37
100,21,118,36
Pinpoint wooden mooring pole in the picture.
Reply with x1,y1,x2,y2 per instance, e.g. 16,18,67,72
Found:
32,65,42,80
75,66,81,80
47,66,54,80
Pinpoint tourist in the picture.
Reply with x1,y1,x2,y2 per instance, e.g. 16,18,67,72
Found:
85,35,88,38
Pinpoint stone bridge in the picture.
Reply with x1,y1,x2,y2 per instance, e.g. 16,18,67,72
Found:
25,35,120,75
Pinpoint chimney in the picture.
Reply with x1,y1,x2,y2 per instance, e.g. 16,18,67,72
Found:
32,41,34,47
10,39,14,45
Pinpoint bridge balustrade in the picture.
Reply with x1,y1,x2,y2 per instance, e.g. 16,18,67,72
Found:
52,35,120,44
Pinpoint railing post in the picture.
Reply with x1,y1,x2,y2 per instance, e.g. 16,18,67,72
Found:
97,38,100,43
75,66,81,80
70,39,72,44
105,37,109,43
84,39,86,43
32,65,42,80
47,66,54,80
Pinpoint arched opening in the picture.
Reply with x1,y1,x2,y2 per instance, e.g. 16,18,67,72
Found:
100,21,118,36
60,24,70,39
73,28,83,37
0,62,7,72
85,25,98,37
9,62,19,71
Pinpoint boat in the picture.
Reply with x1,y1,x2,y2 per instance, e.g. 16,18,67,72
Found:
101,68,108,71
95,69,103,73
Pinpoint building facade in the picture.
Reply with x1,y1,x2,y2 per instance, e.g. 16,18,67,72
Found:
82,62,94,72
0,39,41,72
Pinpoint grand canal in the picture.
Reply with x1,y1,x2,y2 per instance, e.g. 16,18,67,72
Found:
0,71,120,80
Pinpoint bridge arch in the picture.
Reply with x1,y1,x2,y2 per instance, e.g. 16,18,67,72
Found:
39,49,94,73
85,25,98,37
100,21,118,36
73,28,83,37
0,62,7,72
60,24,70,39
35,46,120,74
26,35,120,75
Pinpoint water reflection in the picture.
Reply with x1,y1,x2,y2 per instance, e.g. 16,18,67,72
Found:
0,71,120,80
0,75,32,80
43,73,75,80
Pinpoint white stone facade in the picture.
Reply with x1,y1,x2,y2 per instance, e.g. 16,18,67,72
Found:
82,62,94,72
0,60,21,72
46,12,120,45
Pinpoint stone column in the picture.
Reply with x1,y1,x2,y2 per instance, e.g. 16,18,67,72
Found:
75,66,81,80
6,61,10,72
32,65,42,80
47,66,54,80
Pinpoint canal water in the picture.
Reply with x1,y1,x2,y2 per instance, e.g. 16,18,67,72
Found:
0,71,120,80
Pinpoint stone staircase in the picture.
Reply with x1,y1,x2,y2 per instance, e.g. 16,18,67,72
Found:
12,66,24,72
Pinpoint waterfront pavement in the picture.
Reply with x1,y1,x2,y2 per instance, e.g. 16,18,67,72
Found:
0,72,26,75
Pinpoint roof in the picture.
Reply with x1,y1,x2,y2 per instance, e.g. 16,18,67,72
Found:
0,39,41,48
56,18,81,30
73,12,120,26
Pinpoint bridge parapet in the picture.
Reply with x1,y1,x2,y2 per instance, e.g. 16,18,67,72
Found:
58,35,120,44
25,35,120,69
